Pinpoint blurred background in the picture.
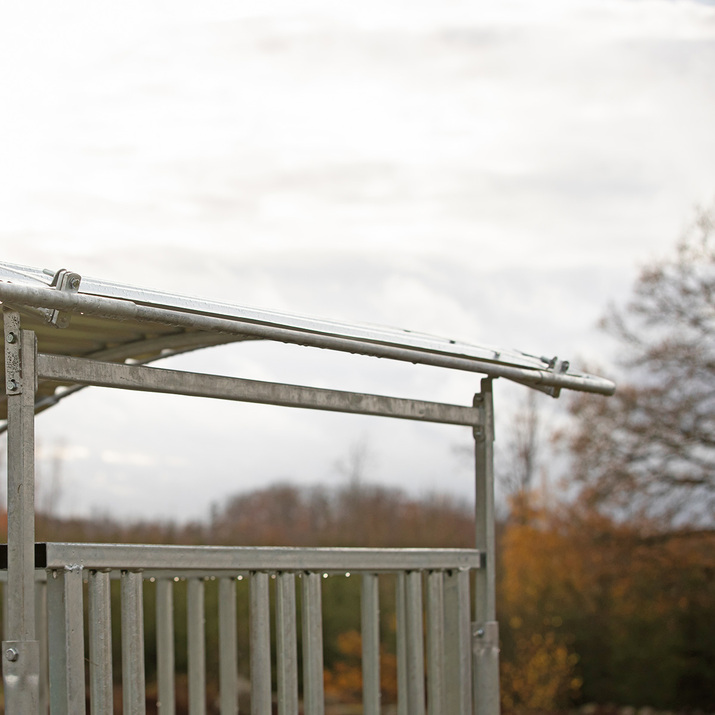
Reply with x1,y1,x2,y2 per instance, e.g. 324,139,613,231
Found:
0,1,714,712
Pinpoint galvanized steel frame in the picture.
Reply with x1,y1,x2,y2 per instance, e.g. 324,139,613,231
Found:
1,306,507,715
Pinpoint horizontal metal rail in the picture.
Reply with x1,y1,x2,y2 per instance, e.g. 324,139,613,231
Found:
31,542,481,572
0,281,616,395
37,353,483,426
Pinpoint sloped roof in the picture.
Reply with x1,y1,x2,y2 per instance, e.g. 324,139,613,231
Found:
0,261,614,422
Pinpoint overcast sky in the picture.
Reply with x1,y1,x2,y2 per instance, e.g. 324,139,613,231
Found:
1,0,714,521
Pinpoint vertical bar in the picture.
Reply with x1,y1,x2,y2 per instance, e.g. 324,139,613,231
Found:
88,570,114,715
426,571,445,715
250,571,271,715
218,577,238,715
361,573,380,715
156,579,176,715
301,572,325,715
395,573,407,715
405,571,425,715
121,570,146,715
444,569,473,715
275,572,298,715
473,378,500,715
35,577,49,715
188,578,207,715
47,567,86,715
3,320,40,712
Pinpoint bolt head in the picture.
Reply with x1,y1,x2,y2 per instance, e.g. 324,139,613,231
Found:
6,332,16,344
5,647,19,662
6,379,18,392
476,628,485,638
69,276,80,290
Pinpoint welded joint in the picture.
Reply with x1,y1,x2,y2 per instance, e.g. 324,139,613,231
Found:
472,621,500,657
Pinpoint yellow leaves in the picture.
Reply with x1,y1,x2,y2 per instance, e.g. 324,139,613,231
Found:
501,630,582,713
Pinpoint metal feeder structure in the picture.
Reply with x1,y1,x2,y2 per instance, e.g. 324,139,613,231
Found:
0,261,614,714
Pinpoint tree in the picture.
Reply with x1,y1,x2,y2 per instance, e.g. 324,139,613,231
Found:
565,203,715,527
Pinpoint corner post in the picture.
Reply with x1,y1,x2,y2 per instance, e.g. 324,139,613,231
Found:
473,378,500,715
2,309,40,712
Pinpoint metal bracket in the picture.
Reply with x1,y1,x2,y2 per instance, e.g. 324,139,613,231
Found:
473,620,500,657
4,310,22,394
47,268,81,329
472,388,494,442
2,640,40,711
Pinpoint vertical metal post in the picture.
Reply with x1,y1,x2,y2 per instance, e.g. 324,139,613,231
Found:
250,571,271,715
426,571,445,715
218,577,238,715
35,576,49,715
156,578,176,715
473,378,500,715
405,571,426,715
187,578,206,715
2,317,40,712
444,569,472,715
121,570,146,715
301,571,325,715
395,573,407,715
361,572,380,715
275,572,298,715
88,570,114,715
47,567,86,715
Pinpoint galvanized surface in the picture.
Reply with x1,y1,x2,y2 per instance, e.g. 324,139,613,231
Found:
218,578,238,715
48,567,86,715
121,571,147,715
474,380,498,715
0,261,616,430
301,572,325,715
361,573,381,715
187,578,207,715
426,571,445,715
156,578,176,715
444,570,472,715
276,572,299,715
405,571,426,715
38,353,483,427
250,572,272,715
37,542,482,572
88,570,113,715
1,639,40,714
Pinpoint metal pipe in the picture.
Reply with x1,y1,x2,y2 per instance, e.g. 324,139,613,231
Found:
0,282,616,395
